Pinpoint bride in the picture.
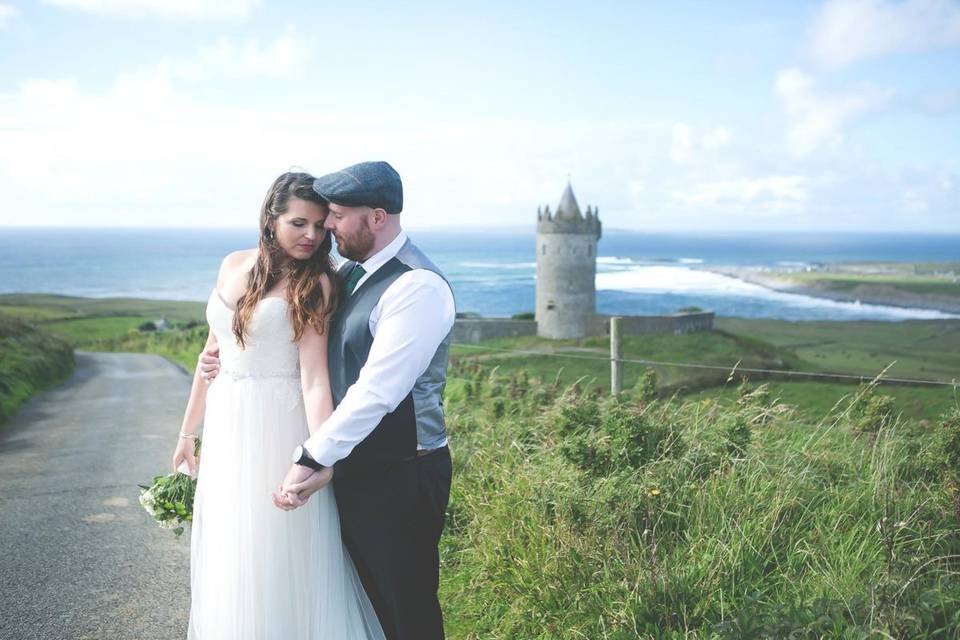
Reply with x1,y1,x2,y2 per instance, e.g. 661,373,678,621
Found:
170,172,385,640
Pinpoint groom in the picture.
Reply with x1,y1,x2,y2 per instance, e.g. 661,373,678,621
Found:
202,161,455,640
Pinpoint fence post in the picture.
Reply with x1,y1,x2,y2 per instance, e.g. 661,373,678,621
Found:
610,316,623,395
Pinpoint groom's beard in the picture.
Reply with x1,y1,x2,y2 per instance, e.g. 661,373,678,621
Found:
334,224,375,262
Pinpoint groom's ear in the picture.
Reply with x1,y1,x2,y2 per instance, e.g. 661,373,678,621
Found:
369,207,389,228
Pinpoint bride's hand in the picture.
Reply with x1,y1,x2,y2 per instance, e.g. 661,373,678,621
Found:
272,466,334,511
172,437,199,476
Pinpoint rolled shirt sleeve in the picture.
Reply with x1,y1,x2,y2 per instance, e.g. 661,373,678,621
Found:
302,269,455,467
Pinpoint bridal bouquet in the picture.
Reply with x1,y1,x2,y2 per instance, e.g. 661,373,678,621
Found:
139,443,199,538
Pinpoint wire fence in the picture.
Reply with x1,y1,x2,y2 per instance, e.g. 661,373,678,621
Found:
450,342,960,388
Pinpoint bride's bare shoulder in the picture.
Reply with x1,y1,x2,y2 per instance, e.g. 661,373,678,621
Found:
220,249,257,272
217,249,258,290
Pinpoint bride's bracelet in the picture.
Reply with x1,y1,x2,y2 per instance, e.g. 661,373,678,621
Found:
179,432,201,441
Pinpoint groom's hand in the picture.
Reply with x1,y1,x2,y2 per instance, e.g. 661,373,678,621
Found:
271,465,333,511
286,466,334,502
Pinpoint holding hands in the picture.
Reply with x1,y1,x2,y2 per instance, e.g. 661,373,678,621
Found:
272,464,333,511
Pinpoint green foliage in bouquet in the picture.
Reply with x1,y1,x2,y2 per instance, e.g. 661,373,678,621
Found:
138,439,200,538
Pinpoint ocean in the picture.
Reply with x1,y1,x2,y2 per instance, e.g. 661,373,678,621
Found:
1,228,958,322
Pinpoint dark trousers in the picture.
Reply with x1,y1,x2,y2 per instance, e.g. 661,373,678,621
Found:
334,446,452,640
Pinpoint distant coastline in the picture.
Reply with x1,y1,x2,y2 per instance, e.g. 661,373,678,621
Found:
707,263,960,315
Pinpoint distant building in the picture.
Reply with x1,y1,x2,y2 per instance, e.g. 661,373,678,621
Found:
452,181,714,344
535,182,602,339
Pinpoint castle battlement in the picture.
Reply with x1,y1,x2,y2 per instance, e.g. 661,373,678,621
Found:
536,183,602,238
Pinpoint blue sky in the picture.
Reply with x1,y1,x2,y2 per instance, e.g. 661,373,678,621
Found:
0,0,957,231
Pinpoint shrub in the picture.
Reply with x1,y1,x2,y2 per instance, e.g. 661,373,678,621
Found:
556,395,683,477
631,367,658,402
928,408,960,517
848,384,896,433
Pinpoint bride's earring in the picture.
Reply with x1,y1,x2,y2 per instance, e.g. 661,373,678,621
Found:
264,227,274,241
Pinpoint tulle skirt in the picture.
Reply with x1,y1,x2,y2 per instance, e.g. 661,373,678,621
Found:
187,374,384,640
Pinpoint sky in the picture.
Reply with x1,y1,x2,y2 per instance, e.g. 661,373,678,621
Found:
0,0,958,232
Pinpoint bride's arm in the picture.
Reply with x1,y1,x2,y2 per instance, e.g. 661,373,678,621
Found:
298,272,336,435
180,329,218,436
171,329,217,474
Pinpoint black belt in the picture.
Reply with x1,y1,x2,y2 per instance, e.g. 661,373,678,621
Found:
401,446,446,462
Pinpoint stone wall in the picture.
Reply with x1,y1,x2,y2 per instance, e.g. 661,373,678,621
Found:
453,313,712,344
452,318,538,344
587,312,715,336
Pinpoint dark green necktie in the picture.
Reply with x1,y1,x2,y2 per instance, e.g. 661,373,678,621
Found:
345,265,366,296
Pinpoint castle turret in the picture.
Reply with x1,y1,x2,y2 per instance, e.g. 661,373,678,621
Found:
535,182,602,339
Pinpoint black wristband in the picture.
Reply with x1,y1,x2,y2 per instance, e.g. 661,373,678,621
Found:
295,448,325,471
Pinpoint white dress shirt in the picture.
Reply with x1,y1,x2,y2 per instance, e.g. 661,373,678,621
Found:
302,230,455,467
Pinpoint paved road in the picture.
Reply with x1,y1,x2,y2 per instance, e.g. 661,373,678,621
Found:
0,353,193,640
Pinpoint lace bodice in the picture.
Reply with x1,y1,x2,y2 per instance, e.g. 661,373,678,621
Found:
206,290,300,379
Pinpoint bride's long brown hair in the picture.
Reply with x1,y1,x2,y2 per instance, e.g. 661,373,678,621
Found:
233,172,342,348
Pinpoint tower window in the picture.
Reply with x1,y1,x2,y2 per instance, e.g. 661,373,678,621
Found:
588,245,592,257
542,244,546,255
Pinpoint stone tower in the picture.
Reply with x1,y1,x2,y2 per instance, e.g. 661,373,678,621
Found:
535,182,602,339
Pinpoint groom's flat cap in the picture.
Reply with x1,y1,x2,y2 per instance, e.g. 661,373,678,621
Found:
312,161,403,214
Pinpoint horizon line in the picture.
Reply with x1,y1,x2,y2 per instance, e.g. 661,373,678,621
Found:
2,225,960,235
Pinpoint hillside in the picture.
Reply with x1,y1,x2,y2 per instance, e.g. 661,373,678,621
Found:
0,312,75,422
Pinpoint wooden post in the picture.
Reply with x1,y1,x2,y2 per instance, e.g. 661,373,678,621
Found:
610,316,623,395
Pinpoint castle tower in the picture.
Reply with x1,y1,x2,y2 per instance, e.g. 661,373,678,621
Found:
535,181,602,339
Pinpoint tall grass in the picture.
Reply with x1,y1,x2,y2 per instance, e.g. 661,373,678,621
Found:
440,363,960,638
0,312,75,422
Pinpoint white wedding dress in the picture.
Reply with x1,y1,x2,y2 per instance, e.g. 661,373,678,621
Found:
188,290,384,640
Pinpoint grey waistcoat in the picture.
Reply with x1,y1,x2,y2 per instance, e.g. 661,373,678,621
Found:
328,239,452,476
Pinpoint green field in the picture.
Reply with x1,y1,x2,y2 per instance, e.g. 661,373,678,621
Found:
0,293,206,325
452,319,960,422
784,270,960,296
715,317,960,383
0,293,207,370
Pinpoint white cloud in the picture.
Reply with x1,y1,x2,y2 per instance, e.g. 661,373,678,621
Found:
0,42,954,233
676,176,811,213
670,124,693,164
41,0,260,20
0,67,675,229
776,68,892,156
671,124,731,165
701,127,731,151
0,3,18,26
159,29,313,81
810,0,960,69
